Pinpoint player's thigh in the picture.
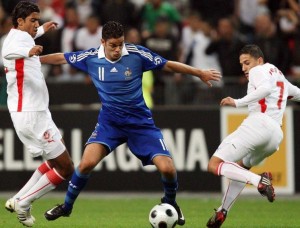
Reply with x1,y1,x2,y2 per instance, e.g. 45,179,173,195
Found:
86,122,126,152
10,111,65,159
243,127,283,167
152,155,176,175
127,127,171,166
78,143,108,173
213,128,251,162
48,149,74,175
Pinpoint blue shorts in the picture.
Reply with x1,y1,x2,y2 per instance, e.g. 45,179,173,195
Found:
86,110,171,166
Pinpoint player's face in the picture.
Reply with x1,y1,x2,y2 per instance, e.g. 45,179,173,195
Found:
102,37,124,61
17,12,40,38
239,54,263,80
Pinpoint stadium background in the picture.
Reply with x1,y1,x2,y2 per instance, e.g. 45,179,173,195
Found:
0,105,300,194
1,0,300,196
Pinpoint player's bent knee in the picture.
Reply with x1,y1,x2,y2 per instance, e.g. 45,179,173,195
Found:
207,161,218,175
207,156,224,175
158,163,176,177
55,163,74,179
78,161,96,174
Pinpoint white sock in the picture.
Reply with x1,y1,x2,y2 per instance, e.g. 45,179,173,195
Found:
13,161,51,200
218,180,246,212
18,168,64,208
218,162,261,187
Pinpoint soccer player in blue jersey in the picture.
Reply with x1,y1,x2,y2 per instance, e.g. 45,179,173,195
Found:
40,21,221,226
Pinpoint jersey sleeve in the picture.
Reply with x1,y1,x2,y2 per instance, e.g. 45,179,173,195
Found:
234,66,272,107
234,86,271,107
286,79,300,101
64,49,95,73
136,45,168,72
2,34,31,60
34,26,45,39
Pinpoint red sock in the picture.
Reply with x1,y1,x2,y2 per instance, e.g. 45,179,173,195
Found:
46,169,65,186
38,161,51,175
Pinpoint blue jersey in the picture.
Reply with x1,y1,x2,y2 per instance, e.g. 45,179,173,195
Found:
65,44,170,164
64,44,167,118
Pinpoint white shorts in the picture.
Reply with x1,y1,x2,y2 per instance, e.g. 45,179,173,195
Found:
10,110,66,160
213,112,283,167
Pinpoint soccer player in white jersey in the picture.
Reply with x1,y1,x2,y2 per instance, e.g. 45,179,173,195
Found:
1,1,74,226
39,21,221,226
206,44,300,228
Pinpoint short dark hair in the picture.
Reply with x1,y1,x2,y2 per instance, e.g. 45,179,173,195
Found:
102,21,124,40
11,1,40,28
239,44,264,60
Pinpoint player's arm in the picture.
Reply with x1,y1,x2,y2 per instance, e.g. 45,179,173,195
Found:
234,86,271,107
221,69,272,107
40,53,67,65
3,47,31,60
220,86,271,107
5,45,45,59
3,36,36,60
34,21,58,39
162,60,221,87
287,80,300,101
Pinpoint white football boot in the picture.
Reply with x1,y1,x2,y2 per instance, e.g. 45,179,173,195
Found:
14,199,36,227
5,198,15,212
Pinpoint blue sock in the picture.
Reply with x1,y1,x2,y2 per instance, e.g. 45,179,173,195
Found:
161,175,178,205
63,168,90,211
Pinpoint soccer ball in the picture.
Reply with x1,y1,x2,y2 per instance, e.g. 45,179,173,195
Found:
149,203,178,228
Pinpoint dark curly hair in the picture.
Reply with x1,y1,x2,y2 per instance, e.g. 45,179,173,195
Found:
102,21,124,40
240,44,264,60
11,1,39,28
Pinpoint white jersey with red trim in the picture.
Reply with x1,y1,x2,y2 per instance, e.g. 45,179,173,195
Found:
235,63,300,125
1,28,49,112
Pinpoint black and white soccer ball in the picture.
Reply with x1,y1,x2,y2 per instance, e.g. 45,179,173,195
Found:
149,203,178,228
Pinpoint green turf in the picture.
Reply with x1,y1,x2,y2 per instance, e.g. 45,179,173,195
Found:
1,195,300,228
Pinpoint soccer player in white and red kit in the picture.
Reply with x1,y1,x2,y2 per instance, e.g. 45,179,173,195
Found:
1,1,73,227
206,44,300,227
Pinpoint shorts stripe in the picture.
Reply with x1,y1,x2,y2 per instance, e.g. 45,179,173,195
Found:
159,139,166,151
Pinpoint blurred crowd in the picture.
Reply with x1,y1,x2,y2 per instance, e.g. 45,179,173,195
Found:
1,0,300,106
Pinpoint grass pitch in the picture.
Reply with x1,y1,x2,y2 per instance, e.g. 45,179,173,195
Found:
1,193,299,228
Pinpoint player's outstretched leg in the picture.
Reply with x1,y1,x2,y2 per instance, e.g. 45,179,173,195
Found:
161,197,185,226
206,208,227,228
45,168,90,221
44,204,72,220
257,172,275,202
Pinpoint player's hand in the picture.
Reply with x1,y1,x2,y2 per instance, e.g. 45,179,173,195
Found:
42,21,58,33
200,69,222,87
29,45,43,57
220,97,236,107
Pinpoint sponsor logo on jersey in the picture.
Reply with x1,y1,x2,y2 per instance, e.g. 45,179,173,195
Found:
154,56,162,65
69,54,77,63
110,67,118,73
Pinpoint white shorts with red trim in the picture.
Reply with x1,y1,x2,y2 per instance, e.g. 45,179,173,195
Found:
10,109,66,160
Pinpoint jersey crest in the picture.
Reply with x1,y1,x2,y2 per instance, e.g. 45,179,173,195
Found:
124,67,132,79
